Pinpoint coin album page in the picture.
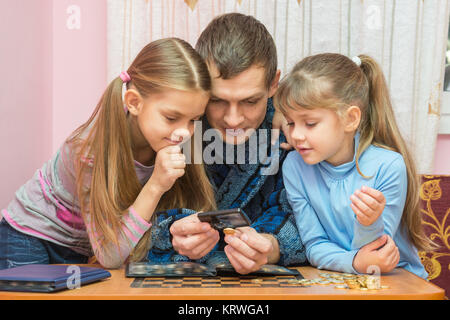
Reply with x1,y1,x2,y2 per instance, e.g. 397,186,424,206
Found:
126,262,302,278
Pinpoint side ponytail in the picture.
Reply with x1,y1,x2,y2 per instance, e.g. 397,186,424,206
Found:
69,76,142,260
67,38,216,264
275,52,437,252
357,55,437,252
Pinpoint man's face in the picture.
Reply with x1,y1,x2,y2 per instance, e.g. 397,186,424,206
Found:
205,63,279,145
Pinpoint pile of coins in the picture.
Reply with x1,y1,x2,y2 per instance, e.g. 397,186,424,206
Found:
281,272,390,290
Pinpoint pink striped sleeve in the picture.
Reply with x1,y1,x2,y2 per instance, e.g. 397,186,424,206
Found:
84,207,152,269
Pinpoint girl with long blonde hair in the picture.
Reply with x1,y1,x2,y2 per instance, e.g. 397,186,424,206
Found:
275,53,434,278
0,38,216,270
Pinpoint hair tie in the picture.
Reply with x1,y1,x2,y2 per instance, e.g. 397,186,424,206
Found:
351,56,362,67
119,71,131,83
120,71,130,114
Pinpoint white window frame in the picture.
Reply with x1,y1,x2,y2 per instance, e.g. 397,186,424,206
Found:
441,92,450,134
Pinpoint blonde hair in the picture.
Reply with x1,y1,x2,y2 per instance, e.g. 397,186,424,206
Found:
274,53,436,252
67,38,216,262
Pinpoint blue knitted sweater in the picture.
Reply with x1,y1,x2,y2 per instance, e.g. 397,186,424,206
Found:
147,99,307,267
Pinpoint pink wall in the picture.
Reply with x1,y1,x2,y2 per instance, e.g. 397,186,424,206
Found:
52,0,107,152
0,0,448,209
0,0,53,209
0,0,106,209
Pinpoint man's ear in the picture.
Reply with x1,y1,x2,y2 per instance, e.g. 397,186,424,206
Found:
344,105,362,132
268,69,281,98
124,89,144,116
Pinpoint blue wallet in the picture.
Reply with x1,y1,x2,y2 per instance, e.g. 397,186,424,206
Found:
0,264,111,293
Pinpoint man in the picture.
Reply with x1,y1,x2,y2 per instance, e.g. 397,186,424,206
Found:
148,13,306,274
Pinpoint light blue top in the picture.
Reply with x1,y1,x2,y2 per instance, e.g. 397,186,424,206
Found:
282,133,428,279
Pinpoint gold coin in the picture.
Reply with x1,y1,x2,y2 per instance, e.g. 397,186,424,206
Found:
335,285,348,289
298,279,311,285
345,280,361,289
223,228,235,235
365,276,381,290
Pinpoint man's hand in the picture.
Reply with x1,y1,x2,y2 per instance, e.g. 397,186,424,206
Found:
224,227,279,275
170,213,220,260
352,234,400,274
271,110,293,150
350,186,386,227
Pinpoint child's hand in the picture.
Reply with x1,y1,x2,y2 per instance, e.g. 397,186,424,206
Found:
148,145,186,194
350,186,386,226
271,110,293,150
352,234,400,274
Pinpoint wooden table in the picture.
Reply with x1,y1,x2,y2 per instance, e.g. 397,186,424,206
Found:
0,265,444,300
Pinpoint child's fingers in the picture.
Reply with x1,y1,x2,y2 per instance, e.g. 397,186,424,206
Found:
350,193,372,216
385,245,400,270
350,203,371,226
363,234,388,251
361,186,385,204
353,190,380,211
165,145,182,154
170,153,186,162
379,235,396,256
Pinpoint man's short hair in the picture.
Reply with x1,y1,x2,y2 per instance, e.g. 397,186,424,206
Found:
195,13,277,89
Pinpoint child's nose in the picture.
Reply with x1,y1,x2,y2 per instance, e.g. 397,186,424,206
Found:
171,128,191,144
290,126,306,141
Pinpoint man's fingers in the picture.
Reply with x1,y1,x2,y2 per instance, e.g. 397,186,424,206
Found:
183,232,219,259
170,220,211,236
236,228,272,254
224,234,263,262
225,245,259,274
225,245,246,274
280,142,293,150
173,232,209,251
271,129,280,146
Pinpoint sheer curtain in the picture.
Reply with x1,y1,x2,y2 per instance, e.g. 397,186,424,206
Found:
107,0,449,173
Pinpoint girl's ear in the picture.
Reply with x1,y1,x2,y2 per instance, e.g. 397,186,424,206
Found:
124,89,144,116
344,105,361,132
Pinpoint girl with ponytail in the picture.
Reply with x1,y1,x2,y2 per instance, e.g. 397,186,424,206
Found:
274,53,434,278
0,38,216,270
